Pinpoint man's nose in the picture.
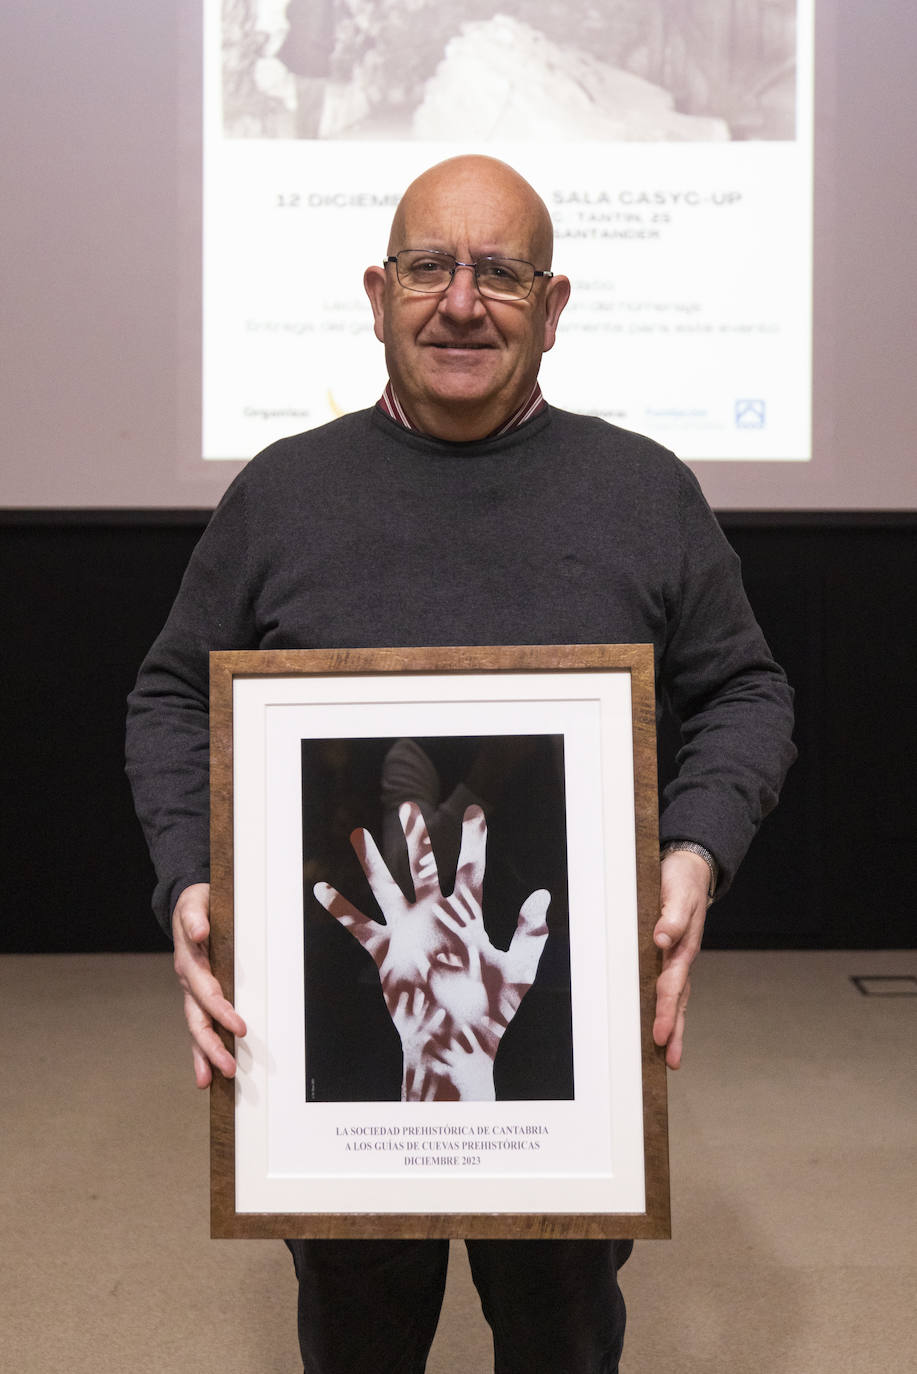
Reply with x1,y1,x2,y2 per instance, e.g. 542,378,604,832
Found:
437,263,486,319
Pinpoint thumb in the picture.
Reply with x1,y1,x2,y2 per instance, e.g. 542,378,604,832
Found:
507,889,551,981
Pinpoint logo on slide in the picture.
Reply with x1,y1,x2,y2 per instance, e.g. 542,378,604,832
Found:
735,399,766,429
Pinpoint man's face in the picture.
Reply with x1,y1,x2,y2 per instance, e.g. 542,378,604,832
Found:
364,164,570,441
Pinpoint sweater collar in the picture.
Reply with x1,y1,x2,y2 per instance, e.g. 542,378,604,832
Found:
377,379,547,439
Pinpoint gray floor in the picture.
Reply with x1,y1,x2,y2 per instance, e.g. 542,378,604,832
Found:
1,950,915,1372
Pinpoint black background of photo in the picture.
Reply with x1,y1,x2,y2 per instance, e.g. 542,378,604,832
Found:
300,734,574,1103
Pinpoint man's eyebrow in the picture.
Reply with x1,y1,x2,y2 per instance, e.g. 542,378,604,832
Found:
395,240,451,254
405,243,528,259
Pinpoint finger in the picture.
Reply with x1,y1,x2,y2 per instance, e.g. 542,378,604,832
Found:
174,938,247,1040
313,881,388,959
652,952,687,1033
389,987,412,1032
403,1062,437,1103
173,882,212,946
455,1023,488,1057
653,963,691,1061
410,985,426,1024
423,1005,448,1043
453,805,486,917
176,903,209,947
656,851,709,950
464,940,482,983
405,987,447,1041
651,923,703,1049
517,888,551,935
174,929,246,1035
183,989,239,1081
506,889,551,981
190,1039,213,1090
666,1000,688,1071
658,976,690,1070
172,884,244,1080
468,1016,502,1058
398,801,441,902
652,872,705,1046
432,902,474,941
349,826,408,915
654,901,697,952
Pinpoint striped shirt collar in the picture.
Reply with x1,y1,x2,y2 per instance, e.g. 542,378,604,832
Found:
378,379,546,438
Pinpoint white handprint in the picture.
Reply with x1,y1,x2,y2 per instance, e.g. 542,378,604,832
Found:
428,1025,500,1102
313,801,550,1102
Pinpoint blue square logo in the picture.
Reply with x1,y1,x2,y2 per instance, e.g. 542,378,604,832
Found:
735,399,766,428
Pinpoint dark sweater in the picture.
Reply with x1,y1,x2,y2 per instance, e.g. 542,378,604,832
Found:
126,404,795,934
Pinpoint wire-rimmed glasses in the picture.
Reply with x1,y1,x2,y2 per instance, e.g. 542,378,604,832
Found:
384,249,553,301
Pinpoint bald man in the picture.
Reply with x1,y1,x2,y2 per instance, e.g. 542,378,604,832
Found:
127,156,794,1373
362,155,569,442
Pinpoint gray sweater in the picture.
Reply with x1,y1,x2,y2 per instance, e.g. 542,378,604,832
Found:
126,404,795,934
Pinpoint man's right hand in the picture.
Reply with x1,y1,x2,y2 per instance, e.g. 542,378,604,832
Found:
172,882,247,1088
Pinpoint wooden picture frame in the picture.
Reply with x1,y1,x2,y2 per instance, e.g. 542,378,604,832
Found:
210,645,669,1239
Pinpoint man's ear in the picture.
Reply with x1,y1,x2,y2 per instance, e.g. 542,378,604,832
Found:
542,274,571,353
363,265,387,343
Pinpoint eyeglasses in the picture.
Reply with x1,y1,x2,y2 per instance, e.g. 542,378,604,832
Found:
384,249,553,302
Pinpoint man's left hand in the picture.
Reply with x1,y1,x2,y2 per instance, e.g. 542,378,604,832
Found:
653,850,710,1070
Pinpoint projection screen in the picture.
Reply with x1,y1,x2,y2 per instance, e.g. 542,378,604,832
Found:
203,0,813,466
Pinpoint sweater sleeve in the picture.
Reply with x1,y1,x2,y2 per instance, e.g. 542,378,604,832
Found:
125,476,259,936
656,464,796,895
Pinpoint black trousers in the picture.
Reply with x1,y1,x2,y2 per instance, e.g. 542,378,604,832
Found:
285,1237,633,1374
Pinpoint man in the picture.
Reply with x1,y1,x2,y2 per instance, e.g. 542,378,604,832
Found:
127,155,794,1373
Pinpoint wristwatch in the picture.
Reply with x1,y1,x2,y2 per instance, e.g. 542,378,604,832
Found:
660,841,718,902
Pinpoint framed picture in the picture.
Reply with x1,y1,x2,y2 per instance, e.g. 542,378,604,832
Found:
210,645,669,1239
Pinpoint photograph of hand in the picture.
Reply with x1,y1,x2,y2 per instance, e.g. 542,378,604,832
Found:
301,733,574,1104
314,801,550,1101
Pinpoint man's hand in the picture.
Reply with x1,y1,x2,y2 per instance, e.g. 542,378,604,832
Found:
171,882,247,1088
653,851,710,1071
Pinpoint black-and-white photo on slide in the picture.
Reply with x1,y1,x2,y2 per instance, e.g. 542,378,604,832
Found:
222,0,798,143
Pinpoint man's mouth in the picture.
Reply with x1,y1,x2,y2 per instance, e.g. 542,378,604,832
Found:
427,341,494,350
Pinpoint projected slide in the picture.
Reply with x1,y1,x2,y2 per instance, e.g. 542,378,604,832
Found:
203,0,813,462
